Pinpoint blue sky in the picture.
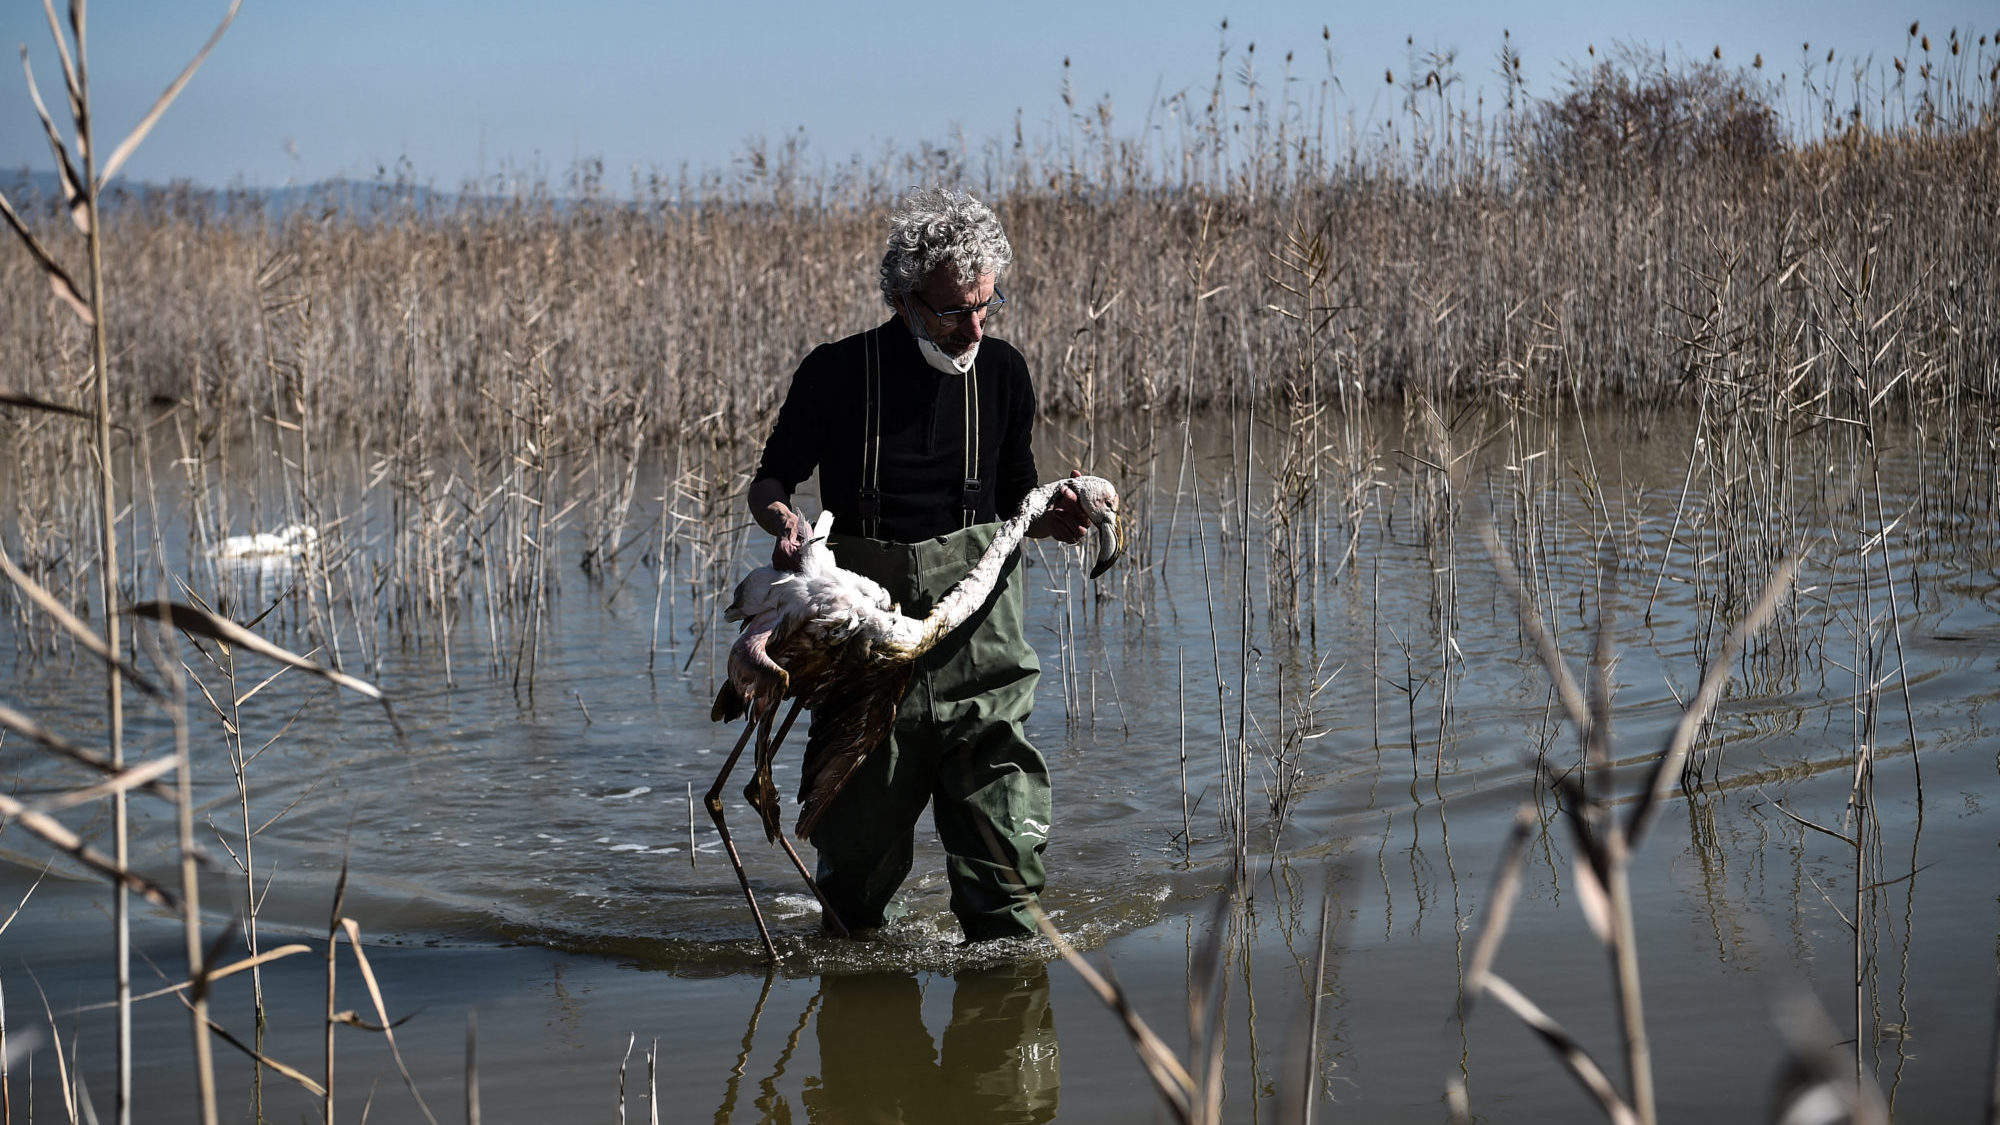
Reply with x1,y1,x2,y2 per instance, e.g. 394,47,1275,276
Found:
2,1,1993,192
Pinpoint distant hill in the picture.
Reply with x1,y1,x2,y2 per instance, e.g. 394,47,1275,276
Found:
0,168,492,223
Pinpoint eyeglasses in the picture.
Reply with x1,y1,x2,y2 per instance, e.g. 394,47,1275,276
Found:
909,289,1007,327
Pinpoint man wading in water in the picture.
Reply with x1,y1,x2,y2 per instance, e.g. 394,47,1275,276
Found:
747,186,1097,942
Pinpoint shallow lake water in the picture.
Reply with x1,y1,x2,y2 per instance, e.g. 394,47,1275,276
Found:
1,407,1997,1122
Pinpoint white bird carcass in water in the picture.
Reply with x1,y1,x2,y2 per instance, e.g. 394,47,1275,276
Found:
213,522,319,560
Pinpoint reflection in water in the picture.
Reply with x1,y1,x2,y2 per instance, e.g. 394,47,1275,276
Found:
805,964,1059,1125
716,971,809,1125
714,963,1060,1124
1686,791,1733,964
1879,780,1925,1113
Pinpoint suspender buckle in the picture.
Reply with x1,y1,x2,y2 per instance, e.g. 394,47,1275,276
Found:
960,477,984,511
857,488,882,521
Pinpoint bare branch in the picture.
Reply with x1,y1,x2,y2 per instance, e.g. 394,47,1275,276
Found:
1629,556,1800,846
18,47,87,233
0,390,93,421
1481,974,1642,1125
0,701,171,800
0,788,175,907
0,188,94,324
96,0,244,186
338,918,440,1125
124,601,398,733
28,755,176,814
1461,803,1539,1011
1474,514,1591,734
0,542,157,695
39,0,82,122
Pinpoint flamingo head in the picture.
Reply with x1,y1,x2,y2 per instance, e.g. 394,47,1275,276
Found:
1066,475,1122,579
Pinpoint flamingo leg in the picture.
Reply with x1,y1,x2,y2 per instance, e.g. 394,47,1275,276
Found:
705,708,779,961
755,696,850,938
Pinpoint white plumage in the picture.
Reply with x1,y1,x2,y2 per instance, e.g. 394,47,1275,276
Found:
703,474,1121,957
213,522,318,560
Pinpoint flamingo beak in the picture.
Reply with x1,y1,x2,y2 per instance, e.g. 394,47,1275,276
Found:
1088,510,1122,579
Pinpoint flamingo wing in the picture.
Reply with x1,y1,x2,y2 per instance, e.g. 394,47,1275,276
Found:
711,681,746,724
793,659,917,840
712,618,775,721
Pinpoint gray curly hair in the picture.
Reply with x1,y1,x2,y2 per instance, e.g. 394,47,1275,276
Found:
877,187,1012,307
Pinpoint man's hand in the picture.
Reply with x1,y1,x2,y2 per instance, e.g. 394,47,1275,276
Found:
750,477,811,570
770,502,811,570
1033,469,1096,544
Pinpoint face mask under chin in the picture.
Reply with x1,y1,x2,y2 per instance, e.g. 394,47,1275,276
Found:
914,332,979,375
902,300,980,375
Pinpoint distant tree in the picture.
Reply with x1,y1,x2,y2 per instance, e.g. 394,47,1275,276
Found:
1522,46,1781,183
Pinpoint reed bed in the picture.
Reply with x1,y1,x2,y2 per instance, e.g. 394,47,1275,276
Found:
0,32,1987,671
6,109,1994,425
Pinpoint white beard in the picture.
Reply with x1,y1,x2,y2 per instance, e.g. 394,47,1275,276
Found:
915,333,979,375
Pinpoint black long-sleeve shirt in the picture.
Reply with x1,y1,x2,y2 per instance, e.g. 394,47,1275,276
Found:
755,316,1040,543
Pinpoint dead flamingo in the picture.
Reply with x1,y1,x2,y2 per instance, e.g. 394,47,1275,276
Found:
705,474,1121,958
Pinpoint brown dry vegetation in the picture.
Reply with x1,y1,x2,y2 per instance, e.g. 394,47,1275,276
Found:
2,44,1993,433
1,121,1992,425
0,37,1991,687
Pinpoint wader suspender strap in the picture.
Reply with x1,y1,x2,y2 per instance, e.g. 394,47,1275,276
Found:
857,331,982,537
960,361,981,530
858,328,883,538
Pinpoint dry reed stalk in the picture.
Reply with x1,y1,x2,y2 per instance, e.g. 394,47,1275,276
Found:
1030,893,1213,1123
122,600,397,726
3,8,240,1116
324,860,346,1125
1,972,10,1123
169,583,317,1116
1178,645,1191,857
646,1037,659,1125
0,543,156,697
124,584,406,1121
1457,486,1805,1121
337,917,439,1125
0,785,173,907
465,1012,480,1125
1234,391,1255,864
70,930,324,1104
1294,895,1335,1123
122,610,219,1125
0,702,167,799
615,1032,635,1125
106,598,396,1118
36,156,1986,428
31,981,77,1125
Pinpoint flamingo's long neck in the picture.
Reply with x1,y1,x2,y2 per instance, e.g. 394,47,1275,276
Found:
881,482,1057,656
